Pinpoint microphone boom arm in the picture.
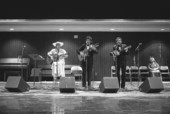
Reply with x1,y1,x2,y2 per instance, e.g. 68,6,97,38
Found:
135,43,142,51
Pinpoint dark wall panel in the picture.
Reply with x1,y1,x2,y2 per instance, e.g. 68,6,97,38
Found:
0,32,170,81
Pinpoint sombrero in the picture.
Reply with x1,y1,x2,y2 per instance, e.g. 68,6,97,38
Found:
52,41,64,47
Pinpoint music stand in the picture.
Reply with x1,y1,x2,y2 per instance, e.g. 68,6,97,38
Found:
29,54,45,87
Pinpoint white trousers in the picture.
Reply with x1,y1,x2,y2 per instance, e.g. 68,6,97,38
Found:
51,62,65,78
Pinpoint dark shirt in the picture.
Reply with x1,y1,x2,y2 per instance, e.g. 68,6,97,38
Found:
113,44,128,66
77,44,98,62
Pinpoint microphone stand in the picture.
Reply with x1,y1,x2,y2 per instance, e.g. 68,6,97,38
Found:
160,43,162,67
114,56,117,78
159,43,162,80
85,55,88,90
21,46,25,78
33,55,37,87
135,46,141,87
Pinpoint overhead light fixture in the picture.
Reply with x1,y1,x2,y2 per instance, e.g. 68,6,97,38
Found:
110,28,115,31
74,35,78,39
10,28,14,31
59,28,64,31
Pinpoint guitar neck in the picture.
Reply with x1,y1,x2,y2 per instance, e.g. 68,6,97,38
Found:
125,45,132,49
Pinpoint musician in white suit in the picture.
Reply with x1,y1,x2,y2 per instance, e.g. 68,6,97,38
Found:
47,41,68,82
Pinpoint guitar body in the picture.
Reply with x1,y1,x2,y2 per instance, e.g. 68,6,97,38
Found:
78,54,84,62
110,50,120,58
46,53,68,64
78,43,99,62
110,45,132,58
78,51,88,61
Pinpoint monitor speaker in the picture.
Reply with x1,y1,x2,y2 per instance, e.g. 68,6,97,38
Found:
139,77,164,93
99,77,119,93
5,76,30,92
59,77,75,93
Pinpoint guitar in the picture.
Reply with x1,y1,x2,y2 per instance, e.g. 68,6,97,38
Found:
78,43,99,61
46,53,68,64
110,45,132,57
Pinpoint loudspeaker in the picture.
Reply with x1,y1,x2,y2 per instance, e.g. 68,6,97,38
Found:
139,77,164,93
99,77,119,93
59,77,75,93
5,76,30,92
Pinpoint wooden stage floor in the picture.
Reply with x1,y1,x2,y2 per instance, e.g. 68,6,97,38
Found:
0,81,170,114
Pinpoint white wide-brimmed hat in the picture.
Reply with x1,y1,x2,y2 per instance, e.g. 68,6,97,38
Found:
52,41,64,47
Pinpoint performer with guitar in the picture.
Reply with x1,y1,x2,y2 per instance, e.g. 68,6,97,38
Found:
77,36,98,89
110,37,131,91
47,41,68,83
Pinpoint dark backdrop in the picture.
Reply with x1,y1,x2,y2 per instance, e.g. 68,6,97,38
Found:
0,32,170,81
0,1,169,19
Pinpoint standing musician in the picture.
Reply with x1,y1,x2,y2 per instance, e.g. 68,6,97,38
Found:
77,36,98,89
47,41,68,83
110,37,131,90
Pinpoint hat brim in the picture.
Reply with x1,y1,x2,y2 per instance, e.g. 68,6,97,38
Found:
53,42,64,47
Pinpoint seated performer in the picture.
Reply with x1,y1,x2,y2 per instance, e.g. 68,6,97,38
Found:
47,41,68,83
148,56,161,78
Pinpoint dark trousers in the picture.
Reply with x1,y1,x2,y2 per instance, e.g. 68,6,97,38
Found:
81,60,93,87
117,64,126,88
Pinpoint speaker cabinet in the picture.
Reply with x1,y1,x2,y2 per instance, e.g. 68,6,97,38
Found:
99,77,119,93
139,77,164,93
59,77,75,93
5,76,30,92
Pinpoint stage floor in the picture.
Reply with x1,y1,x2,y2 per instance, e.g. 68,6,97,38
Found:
0,81,170,114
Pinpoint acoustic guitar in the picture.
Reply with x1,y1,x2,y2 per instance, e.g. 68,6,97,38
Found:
46,53,68,64
110,45,132,57
78,43,99,61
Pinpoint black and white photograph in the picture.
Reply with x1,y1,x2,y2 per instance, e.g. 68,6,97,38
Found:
0,1,170,114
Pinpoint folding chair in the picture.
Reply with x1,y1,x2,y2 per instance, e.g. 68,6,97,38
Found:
71,66,82,81
160,66,170,81
111,66,116,77
126,66,131,82
130,66,139,81
139,66,149,81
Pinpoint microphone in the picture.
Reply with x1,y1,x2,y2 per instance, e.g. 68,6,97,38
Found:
135,43,142,51
23,45,26,48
